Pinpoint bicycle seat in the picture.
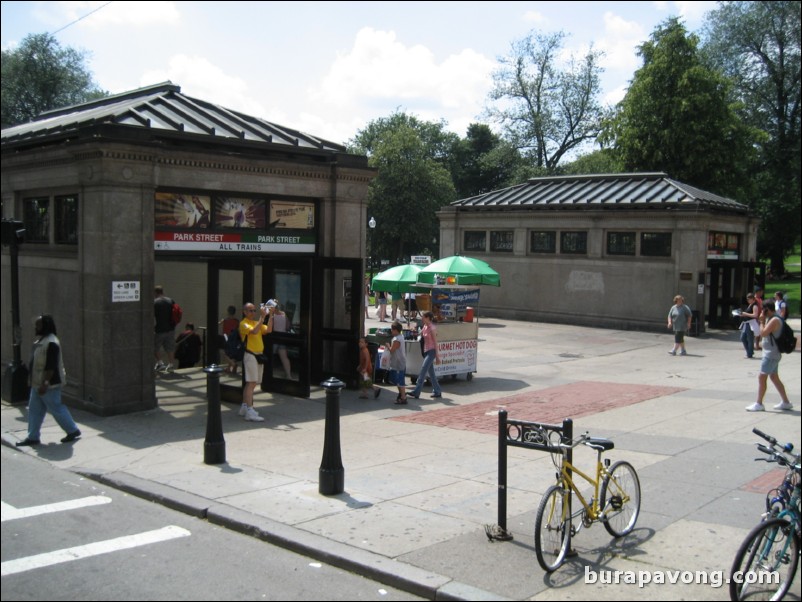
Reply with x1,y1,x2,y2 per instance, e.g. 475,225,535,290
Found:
584,437,614,451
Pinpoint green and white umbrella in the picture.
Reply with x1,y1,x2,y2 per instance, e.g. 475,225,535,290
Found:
371,264,425,293
416,255,500,287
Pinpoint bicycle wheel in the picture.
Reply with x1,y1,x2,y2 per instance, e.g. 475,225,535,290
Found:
729,517,800,601
600,460,641,537
534,485,571,572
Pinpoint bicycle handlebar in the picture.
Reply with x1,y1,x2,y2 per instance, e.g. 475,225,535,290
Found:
753,442,802,472
559,432,589,449
753,427,795,453
753,427,777,446
756,443,774,456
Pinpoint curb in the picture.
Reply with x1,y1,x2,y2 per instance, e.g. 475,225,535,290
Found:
74,468,510,601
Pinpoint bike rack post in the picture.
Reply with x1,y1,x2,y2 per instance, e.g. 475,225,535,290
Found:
562,417,573,547
496,409,511,538
486,411,573,542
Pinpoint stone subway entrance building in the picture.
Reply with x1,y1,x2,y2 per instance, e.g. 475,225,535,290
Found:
438,174,761,332
1,83,374,415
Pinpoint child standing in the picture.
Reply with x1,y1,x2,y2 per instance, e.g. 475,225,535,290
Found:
387,322,407,404
357,338,381,399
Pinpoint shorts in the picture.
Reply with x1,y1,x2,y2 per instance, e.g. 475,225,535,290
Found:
359,372,373,390
155,330,176,353
389,369,406,387
673,331,686,344
243,352,264,383
760,355,780,375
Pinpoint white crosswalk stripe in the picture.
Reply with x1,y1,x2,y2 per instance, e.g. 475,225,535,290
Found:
1,496,112,522
1,525,191,576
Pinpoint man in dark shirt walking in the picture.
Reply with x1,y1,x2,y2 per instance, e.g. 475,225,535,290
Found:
154,285,177,372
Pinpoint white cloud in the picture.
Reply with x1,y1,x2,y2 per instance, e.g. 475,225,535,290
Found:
654,1,717,25
522,10,548,25
139,54,266,119
598,11,647,75
311,27,495,136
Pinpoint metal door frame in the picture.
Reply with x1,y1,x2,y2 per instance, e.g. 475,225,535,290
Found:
311,258,363,387
260,258,312,397
708,260,765,328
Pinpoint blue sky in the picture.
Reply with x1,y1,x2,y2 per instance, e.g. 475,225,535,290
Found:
1,1,716,146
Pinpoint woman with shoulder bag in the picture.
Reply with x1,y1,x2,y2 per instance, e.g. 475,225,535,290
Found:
739,292,760,359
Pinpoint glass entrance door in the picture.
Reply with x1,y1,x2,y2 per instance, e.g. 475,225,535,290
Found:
312,258,363,387
207,259,253,401
261,259,311,397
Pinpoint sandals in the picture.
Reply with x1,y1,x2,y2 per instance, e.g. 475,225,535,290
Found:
394,397,408,405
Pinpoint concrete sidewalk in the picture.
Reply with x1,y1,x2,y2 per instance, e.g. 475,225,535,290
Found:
3,316,800,600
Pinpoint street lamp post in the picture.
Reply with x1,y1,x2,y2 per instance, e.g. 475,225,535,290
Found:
368,216,376,277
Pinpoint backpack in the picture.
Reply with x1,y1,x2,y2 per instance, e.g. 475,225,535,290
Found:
170,302,183,328
772,318,797,354
225,330,245,362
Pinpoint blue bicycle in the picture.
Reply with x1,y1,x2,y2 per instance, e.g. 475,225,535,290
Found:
729,428,800,601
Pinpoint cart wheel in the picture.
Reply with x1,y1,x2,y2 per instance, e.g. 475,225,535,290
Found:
467,372,473,381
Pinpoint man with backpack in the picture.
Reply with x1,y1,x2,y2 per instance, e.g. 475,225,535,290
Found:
746,301,793,412
154,285,179,372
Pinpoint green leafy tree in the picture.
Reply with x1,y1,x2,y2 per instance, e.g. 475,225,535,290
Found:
350,112,458,164
703,1,801,275
2,33,107,127
560,149,624,176
449,123,526,198
350,114,457,264
485,30,605,171
607,18,756,197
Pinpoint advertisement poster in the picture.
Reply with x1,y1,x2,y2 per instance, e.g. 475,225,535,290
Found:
707,231,740,260
214,197,265,229
154,192,317,254
155,193,211,228
270,201,315,229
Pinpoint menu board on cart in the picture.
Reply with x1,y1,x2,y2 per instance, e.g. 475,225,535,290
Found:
430,288,480,322
435,338,478,376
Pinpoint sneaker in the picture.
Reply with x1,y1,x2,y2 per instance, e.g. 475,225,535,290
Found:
244,407,265,422
238,403,248,416
164,364,174,373
774,401,794,411
155,361,166,371
680,350,687,356
667,350,676,356
745,402,765,412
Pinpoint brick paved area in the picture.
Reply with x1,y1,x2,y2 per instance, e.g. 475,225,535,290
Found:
739,467,787,494
391,381,685,435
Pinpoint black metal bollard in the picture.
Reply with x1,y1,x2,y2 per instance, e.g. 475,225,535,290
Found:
319,377,345,495
204,364,226,465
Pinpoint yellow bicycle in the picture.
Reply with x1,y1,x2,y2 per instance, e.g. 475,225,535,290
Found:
535,432,641,572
